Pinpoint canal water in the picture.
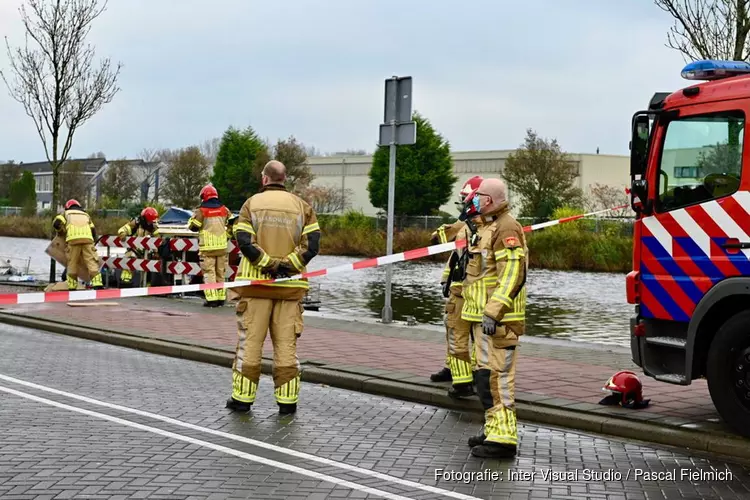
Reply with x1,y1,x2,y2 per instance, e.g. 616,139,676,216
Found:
0,236,633,347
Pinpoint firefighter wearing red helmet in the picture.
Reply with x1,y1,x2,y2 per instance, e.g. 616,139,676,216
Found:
52,199,104,290
459,177,528,459
189,184,231,307
117,207,161,286
429,176,484,400
599,370,650,409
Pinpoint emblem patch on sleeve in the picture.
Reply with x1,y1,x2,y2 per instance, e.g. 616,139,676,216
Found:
503,236,519,248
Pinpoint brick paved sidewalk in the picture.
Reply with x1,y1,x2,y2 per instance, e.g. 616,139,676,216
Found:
1,295,732,436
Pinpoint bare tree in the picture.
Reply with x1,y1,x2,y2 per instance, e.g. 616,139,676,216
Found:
88,151,106,159
161,146,211,208
584,183,630,217
101,159,138,208
298,185,352,214
655,0,750,61
272,136,314,192
0,0,122,213
199,137,221,164
59,160,88,203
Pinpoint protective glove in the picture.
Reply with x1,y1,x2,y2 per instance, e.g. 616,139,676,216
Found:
275,262,294,278
482,315,498,336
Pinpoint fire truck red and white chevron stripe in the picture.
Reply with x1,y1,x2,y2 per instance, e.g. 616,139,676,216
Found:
0,205,627,305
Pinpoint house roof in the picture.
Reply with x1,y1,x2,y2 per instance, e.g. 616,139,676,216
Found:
10,158,107,174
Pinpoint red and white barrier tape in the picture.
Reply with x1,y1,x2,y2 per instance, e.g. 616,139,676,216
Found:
0,205,629,305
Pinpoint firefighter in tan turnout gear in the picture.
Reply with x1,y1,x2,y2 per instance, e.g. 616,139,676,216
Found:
226,160,321,415
429,175,483,399
117,207,160,286
188,185,231,307
460,178,527,459
52,199,104,290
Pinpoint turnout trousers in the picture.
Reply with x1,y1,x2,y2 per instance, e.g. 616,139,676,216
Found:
202,252,227,303
231,297,304,405
444,294,474,385
472,323,519,447
65,243,102,290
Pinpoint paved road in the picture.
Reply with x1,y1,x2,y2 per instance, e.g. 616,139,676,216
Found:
0,324,748,500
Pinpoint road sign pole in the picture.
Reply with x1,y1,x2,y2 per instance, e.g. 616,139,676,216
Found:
382,120,397,323
378,75,416,324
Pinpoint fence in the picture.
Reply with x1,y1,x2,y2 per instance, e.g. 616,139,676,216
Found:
0,206,129,218
318,212,635,235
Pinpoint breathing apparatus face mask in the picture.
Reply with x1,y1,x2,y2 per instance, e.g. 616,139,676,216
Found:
458,194,481,221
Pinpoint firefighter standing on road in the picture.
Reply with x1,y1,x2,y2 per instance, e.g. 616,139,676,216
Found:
226,160,321,415
188,185,231,307
429,176,483,400
53,199,104,290
460,178,528,459
117,207,160,286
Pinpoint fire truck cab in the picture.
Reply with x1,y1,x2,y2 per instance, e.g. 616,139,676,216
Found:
628,60,750,437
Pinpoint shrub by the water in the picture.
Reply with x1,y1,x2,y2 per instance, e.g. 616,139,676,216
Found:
0,208,633,272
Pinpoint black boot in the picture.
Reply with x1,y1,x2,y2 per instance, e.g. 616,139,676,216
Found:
430,367,452,382
471,442,516,459
279,403,297,415
467,433,486,447
217,300,225,307
448,382,475,399
225,398,252,412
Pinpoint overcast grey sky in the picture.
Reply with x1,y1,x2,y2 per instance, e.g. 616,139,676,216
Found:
0,0,690,163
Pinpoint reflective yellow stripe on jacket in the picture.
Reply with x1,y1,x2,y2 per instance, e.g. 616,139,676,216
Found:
462,247,525,323
234,222,308,289
62,210,94,243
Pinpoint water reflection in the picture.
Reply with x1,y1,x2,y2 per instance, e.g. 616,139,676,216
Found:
4,236,633,346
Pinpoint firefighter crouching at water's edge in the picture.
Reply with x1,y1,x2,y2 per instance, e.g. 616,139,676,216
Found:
227,160,321,415
117,207,160,286
188,185,231,307
429,175,484,399
53,199,104,290
461,178,527,459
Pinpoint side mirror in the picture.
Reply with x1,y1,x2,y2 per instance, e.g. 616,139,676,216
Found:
630,115,650,177
630,178,648,213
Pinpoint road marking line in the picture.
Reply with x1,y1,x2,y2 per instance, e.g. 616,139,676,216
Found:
0,373,482,500
0,383,421,500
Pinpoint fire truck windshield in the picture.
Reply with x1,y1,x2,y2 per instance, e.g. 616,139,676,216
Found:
654,111,744,212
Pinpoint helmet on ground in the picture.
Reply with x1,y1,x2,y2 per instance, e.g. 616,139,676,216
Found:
141,207,158,224
599,370,650,409
64,199,80,210
200,184,218,202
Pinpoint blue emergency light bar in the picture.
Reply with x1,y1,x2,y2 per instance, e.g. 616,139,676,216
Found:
681,60,750,81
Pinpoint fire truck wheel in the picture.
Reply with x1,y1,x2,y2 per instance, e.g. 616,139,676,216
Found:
706,309,750,438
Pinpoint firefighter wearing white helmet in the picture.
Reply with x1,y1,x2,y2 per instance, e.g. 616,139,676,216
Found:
429,176,483,399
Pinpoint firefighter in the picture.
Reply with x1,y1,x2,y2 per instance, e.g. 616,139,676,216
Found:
188,185,231,307
117,207,160,286
52,199,104,290
227,160,320,415
460,178,528,459
429,176,483,400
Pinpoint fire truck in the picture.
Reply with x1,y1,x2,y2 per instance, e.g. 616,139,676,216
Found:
628,60,750,437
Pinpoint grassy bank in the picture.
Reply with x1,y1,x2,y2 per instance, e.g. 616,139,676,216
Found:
0,215,129,239
0,212,633,272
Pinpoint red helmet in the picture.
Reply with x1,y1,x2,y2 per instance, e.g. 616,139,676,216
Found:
141,207,158,223
200,184,218,202
459,176,483,200
599,370,650,409
64,199,80,209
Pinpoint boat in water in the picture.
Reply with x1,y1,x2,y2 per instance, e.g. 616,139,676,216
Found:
0,256,36,283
